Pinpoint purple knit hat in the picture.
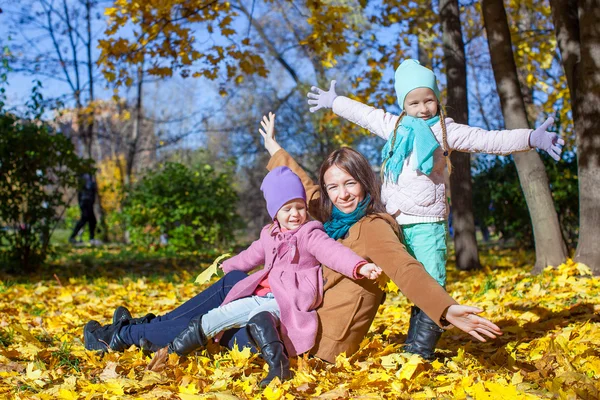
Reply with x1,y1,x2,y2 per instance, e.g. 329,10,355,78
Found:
261,166,307,219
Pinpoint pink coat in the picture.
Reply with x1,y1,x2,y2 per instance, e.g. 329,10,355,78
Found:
221,220,365,356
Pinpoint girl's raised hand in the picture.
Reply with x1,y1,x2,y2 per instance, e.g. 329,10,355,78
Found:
358,263,382,280
443,305,503,342
259,112,282,156
307,80,338,113
529,117,565,161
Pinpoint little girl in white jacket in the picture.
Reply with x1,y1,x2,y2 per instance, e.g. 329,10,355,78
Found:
307,59,564,360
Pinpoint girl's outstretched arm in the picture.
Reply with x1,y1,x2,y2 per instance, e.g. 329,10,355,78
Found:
443,305,503,342
444,116,564,162
307,81,399,140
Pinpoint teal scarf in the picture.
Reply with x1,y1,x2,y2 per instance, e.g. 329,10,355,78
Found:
381,115,440,183
324,195,371,240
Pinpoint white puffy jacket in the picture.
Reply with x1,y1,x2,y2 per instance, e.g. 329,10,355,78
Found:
332,96,533,224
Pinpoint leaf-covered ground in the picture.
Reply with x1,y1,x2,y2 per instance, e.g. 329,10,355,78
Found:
1,247,599,399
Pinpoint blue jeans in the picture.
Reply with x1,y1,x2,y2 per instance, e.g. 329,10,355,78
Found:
119,270,255,351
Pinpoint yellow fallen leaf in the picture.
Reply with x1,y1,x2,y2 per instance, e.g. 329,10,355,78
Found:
57,389,78,400
99,361,120,381
263,384,285,400
576,263,592,276
397,354,423,380
57,291,74,303
26,362,42,380
430,359,444,370
380,354,400,370
179,382,199,394
519,311,540,323
195,253,231,285
229,344,252,366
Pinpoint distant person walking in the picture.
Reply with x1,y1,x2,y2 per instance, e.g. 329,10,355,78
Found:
69,173,101,245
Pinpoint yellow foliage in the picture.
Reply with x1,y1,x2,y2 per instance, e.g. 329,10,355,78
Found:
96,155,127,214
1,249,600,398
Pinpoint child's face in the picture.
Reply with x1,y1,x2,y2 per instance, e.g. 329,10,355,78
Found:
403,87,438,120
276,198,307,231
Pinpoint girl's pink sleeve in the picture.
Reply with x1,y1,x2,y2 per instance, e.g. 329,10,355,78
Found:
303,227,366,279
221,238,265,273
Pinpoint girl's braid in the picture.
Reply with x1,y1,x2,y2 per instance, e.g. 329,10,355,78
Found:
439,106,452,175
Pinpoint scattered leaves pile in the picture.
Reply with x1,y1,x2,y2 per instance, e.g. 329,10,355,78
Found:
1,248,599,399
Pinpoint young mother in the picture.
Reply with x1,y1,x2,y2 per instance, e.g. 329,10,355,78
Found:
84,113,501,371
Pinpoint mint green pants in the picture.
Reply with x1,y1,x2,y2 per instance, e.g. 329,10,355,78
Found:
401,221,448,287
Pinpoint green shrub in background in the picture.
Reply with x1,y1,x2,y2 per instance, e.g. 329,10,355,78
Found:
472,152,578,249
0,113,92,272
120,162,241,251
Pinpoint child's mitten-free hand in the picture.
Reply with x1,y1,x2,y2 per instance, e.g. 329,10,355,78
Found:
358,263,382,280
529,117,565,161
258,112,282,156
307,80,338,112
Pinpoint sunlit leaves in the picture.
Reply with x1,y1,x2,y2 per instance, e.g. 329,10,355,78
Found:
100,0,267,88
1,248,599,398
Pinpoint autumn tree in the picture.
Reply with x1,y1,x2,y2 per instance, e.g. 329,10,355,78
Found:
439,0,481,271
481,0,567,272
3,0,107,158
2,0,117,240
550,0,600,273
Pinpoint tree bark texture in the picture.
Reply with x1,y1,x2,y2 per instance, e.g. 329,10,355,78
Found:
551,0,600,273
439,0,481,271
482,0,567,272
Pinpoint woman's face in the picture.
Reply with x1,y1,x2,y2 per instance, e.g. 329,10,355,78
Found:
323,165,365,213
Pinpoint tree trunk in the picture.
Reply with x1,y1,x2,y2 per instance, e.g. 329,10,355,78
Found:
85,0,109,242
481,0,567,272
439,0,481,271
126,63,144,185
550,0,600,274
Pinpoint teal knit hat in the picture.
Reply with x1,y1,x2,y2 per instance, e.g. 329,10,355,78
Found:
394,59,441,111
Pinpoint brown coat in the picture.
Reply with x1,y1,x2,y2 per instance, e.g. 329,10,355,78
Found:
267,149,457,363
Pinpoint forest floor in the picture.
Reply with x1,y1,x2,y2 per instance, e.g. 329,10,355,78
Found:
0,244,598,399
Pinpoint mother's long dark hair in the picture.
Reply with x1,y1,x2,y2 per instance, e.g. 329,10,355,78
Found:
318,147,387,221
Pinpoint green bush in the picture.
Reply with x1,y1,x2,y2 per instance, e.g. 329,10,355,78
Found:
0,113,92,272
472,153,578,249
120,162,241,251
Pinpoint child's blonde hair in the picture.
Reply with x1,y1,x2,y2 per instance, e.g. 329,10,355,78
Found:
380,104,452,181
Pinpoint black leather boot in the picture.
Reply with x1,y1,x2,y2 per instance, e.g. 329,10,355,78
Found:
112,306,156,325
167,315,207,356
247,312,292,388
403,306,420,347
403,308,444,360
84,319,129,352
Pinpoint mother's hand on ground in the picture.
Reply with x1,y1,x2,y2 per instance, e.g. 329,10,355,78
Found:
443,305,503,342
259,112,281,156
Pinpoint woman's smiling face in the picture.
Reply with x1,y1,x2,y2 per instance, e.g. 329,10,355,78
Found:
323,165,365,213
